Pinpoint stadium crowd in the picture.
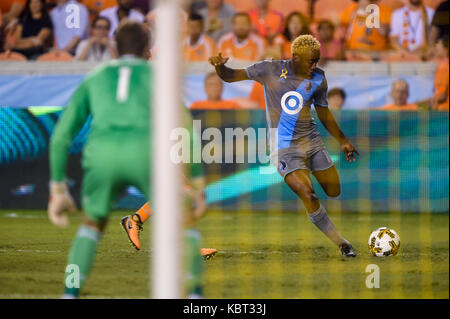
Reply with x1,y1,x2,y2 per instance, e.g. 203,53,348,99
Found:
0,0,448,110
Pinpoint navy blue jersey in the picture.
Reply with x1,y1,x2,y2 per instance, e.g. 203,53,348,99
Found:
245,59,328,154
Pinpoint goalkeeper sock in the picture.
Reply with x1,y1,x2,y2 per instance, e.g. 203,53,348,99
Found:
184,228,203,297
307,205,349,247
63,225,101,298
134,202,152,224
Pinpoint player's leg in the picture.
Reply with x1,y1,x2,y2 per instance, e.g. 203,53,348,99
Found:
121,202,151,250
121,195,216,258
310,149,341,198
63,216,107,298
184,227,204,298
120,145,152,251
312,165,341,197
135,202,152,223
62,167,121,298
284,169,355,256
130,160,206,298
310,149,356,256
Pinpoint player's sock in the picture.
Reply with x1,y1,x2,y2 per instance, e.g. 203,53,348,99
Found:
307,205,349,247
133,202,152,224
184,228,204,298
63,225,102,298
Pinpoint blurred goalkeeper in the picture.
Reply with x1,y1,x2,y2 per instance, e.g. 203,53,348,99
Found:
209,35,359,257
48,21,206,298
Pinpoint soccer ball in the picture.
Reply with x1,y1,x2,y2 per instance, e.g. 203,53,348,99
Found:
368,227,400,257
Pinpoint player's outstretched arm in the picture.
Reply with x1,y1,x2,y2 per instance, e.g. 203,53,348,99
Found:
315,107,359,162
48,82,90,227
208,52,249,83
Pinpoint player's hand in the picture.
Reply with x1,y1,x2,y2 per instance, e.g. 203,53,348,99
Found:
183,185,207,226
48,181,77,228
192,188,207,220
208,52,229,67
340,140,359,162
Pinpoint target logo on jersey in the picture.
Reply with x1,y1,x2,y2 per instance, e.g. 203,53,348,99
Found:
280,91,304,115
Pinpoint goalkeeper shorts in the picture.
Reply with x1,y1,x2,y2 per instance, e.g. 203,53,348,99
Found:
81,138,150,222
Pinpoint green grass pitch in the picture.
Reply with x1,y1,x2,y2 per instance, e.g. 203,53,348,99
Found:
0,209,448,299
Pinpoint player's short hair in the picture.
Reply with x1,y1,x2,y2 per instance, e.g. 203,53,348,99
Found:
291,34,321,59
328,88,346,100
115,21,150,56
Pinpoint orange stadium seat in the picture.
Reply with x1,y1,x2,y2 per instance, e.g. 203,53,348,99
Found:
0,51,27,61
225,0,441,24
37,51,73,61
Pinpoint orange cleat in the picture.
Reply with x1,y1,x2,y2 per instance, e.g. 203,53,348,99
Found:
121,215,143,250
200,248,217,260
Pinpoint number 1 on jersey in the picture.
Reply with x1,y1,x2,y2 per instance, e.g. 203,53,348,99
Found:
117,66,131,102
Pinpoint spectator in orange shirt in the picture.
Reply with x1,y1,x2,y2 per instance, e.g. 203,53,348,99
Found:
429,0,449,49
218,12,266,61
316,20,344,65
183,12,216,62
248,0,283,41
82,0,116,20
248,82,265,109
340,0,392,61
231,81,265,109
379,79,419,111
190,72,240,110
431,41,449,110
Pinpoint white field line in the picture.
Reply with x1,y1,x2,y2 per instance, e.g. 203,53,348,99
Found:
0,249,61,253
2,213,46,219
0,294,148,299
0,248,441,258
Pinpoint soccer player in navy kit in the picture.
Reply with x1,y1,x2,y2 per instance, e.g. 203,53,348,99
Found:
209,35,359,257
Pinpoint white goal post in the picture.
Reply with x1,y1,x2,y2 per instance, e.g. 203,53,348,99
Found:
152,0,182,299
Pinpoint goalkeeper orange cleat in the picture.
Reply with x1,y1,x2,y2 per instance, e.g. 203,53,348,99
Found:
200,248,217,260
121,215,143,250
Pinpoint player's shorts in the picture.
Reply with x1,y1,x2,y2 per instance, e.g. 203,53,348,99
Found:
81,136,150,223
274,147,335,179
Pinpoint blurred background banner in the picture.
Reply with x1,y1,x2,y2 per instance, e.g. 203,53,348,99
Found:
1,107,448,213
0,61,437,109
